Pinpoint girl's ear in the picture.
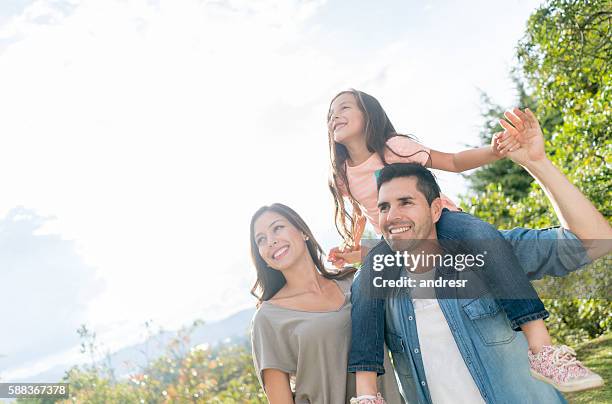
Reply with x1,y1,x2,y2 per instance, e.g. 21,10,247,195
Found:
302,234,309,241
430,198,443,224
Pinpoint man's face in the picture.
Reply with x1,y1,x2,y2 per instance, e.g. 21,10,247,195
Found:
377,176,441,252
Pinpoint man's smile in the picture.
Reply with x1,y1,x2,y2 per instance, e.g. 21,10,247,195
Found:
389,225,412,234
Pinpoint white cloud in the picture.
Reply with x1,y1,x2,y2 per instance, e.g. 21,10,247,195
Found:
0,0,542,377
0,0,340,377
0,207,103,375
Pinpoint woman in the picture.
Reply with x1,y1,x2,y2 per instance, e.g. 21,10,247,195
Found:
249,203,399,403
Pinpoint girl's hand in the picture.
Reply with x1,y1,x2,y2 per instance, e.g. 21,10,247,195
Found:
491,131,519,157
499,108,547,166
328,246,362,268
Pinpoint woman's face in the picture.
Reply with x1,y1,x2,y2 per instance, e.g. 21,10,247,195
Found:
328,92,366,145
253,211,309,272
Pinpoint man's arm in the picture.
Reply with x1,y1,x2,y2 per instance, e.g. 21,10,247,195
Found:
523,159,612,260
501,108,612,260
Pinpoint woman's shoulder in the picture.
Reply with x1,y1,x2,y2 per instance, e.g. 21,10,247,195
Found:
333,271,355,293
251,303,276,327
250,305,288,354
252,295,299,323
251,304,287,340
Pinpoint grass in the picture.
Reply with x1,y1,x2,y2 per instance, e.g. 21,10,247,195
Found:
565,333,611,404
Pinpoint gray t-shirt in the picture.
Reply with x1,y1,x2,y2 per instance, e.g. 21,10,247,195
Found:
251,276,404,404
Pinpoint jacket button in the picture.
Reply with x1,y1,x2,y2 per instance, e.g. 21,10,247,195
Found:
421,381,426,386
414,348,419,354
408,316,413,320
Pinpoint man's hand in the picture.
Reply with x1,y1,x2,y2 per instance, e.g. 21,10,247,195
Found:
498,108,547,166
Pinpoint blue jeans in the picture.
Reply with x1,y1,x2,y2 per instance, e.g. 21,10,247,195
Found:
348,210,586,375
436,210,548,328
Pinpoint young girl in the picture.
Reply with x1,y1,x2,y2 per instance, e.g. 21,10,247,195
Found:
325,89,602,402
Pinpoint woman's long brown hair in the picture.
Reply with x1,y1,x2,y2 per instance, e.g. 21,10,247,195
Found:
327,89,430,247
249,203,356,304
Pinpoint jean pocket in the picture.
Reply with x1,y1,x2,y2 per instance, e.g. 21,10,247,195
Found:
385,332,412,376
386,332,405,353
462,294,516,346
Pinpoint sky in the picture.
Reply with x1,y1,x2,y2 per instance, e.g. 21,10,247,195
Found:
0,0,543,380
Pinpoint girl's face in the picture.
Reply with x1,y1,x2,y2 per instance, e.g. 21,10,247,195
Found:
328,93,366,145
253,211,309,272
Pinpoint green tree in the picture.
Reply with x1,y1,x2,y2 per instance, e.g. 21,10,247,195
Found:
462,0,611,344
467,78,564,204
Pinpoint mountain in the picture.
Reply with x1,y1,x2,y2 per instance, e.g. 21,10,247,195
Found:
21,307,256,383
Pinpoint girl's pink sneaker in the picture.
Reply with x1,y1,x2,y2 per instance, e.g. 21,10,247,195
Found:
528,345,604,392
349,393,386,404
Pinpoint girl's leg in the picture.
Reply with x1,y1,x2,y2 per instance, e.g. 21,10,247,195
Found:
356,372,378,396
521,319,552,353
437,210,603,392
348,240,393,376
436,209,549,330
349,240,405,402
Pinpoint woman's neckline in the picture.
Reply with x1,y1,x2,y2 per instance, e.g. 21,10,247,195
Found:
262,279,349,313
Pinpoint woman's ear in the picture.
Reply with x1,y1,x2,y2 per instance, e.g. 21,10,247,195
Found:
430,197,443,224
302,233,309,241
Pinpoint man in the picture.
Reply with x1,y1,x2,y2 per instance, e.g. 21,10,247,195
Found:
350,109,611,403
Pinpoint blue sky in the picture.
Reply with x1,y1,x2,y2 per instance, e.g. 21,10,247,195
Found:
0,0,542,380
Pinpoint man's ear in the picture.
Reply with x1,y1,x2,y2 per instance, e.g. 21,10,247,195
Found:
430,197,443,224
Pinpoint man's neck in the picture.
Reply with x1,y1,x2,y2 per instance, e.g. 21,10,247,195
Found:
402,238,443,273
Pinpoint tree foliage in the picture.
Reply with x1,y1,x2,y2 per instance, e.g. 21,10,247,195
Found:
462,0,611,344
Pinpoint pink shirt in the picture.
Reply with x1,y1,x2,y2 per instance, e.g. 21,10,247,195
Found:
343,136,458,234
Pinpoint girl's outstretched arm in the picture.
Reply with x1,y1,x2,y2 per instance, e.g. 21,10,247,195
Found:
428,132,518,172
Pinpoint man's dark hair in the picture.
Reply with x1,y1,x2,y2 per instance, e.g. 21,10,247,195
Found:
376,163,441,205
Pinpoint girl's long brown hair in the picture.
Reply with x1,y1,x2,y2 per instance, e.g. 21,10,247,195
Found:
249,203,356,304
327,89,430,247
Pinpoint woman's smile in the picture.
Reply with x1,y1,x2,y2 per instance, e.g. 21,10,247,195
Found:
272,245,290,260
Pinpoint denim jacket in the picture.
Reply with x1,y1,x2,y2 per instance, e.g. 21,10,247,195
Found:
385,281,567,404
350,227,590,404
